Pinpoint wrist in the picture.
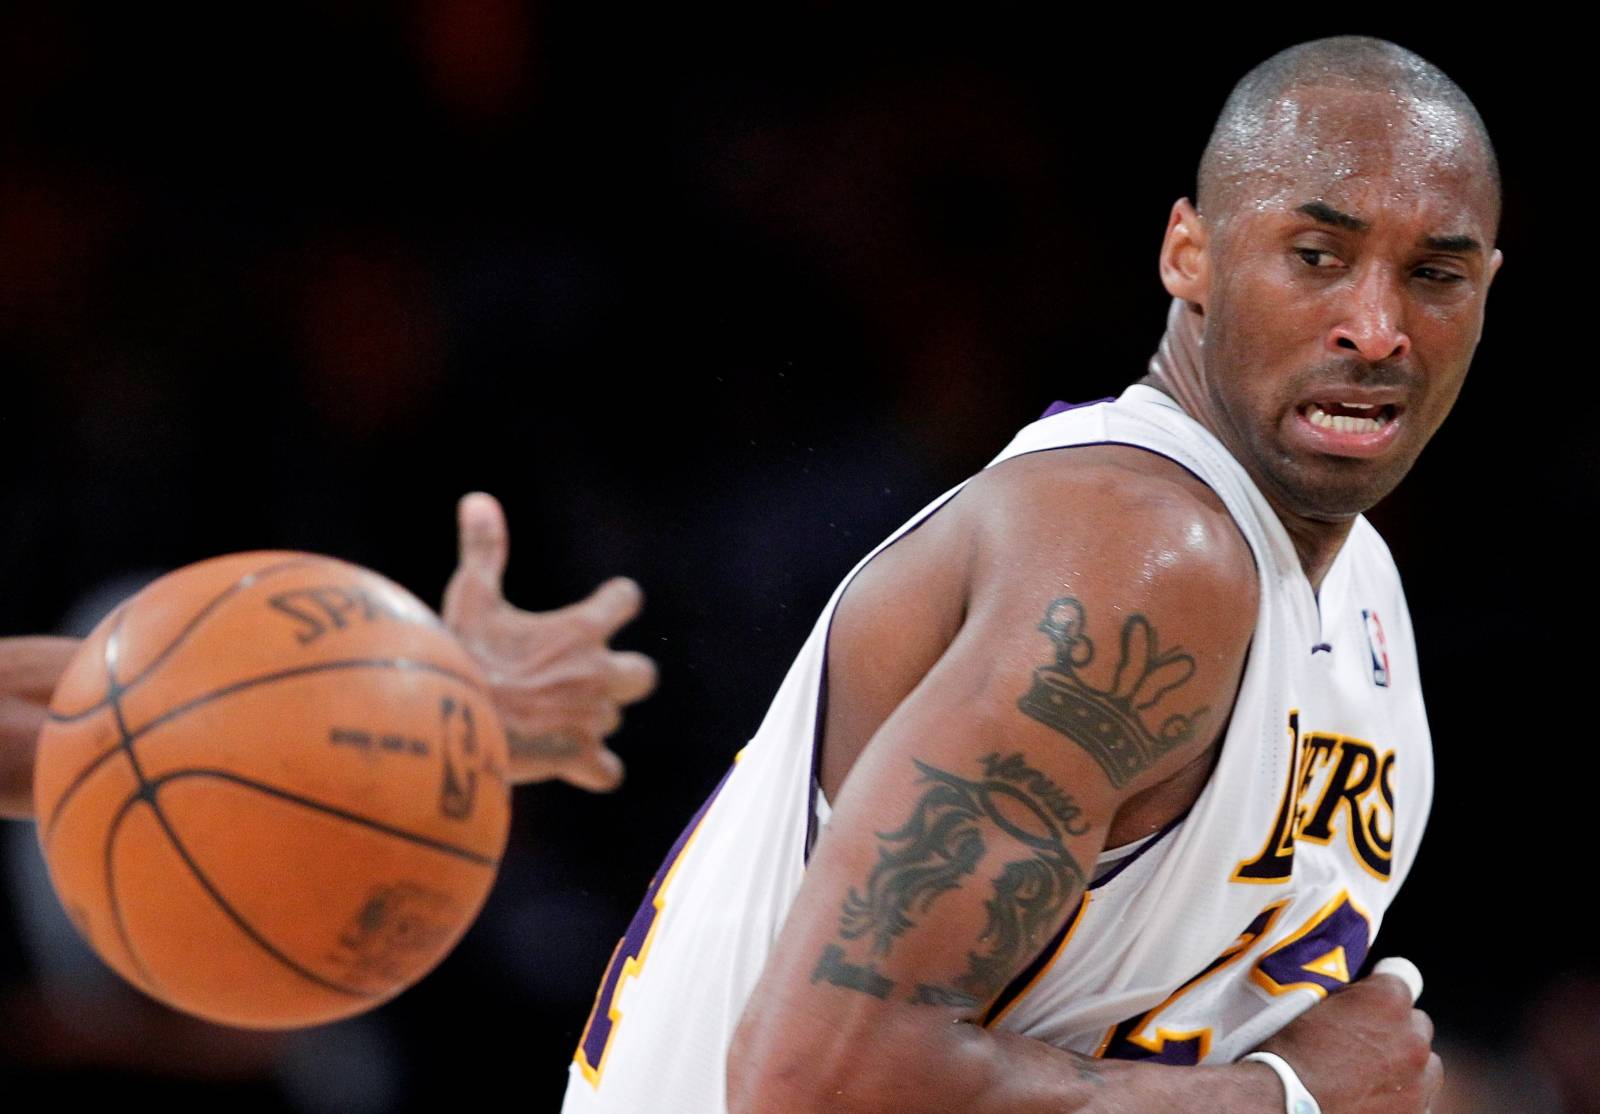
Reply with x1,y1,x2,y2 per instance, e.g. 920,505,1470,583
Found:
1240,1051,1322,1114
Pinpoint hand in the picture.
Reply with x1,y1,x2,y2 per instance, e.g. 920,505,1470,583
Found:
442,492,658,792
1253,969,1442,1114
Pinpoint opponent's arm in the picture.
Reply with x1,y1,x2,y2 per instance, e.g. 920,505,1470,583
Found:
443,492,658,791
0,636,80,819
728,459,1437,1114
5,492,653,821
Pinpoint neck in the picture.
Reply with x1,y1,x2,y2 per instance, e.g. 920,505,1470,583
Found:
1139,298,1353,591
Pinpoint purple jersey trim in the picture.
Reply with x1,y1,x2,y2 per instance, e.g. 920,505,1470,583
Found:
1087,809,1190,891
804,653,829,860
979,810,1189,1027
577,764,735,1075
1040,397,1117,419
805,503,947,861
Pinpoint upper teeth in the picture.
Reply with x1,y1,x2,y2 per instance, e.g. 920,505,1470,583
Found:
1307,404,1385,433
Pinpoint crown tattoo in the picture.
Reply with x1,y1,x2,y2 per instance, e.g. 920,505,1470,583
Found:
1016,597,1208,789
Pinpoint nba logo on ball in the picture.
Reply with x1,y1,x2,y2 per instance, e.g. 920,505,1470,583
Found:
1362,608,1391,688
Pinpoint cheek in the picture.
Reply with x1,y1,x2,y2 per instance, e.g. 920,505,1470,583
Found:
1217,254,1327,345
1208,289,1321,405
1408,303,1485,385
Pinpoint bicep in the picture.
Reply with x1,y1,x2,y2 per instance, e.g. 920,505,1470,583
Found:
742,578,1248,1064
733,490,1257,1098
800,618,1112,1017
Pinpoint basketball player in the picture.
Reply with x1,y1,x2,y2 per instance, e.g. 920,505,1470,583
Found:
562,37,1498,1114
0,490,656,818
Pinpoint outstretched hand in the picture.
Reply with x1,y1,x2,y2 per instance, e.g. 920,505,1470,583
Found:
442,492,657,792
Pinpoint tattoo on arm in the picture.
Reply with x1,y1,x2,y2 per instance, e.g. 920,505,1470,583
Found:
1017,596,1209,789
811,945,893,999
506,730,583,761
812,753,1088,1009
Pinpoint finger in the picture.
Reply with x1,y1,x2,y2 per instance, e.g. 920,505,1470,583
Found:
583,702,623,740
563,747,625,793
445,493,510,627
571,577,645,639
457,492,509,593
1373,956,1424,1004
1424,1051,1445,1103
1412,1006,1435,1046
607,651,659,704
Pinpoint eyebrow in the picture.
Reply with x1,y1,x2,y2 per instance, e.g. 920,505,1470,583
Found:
1422,234,1482,254
1296,201,1483,254
1297,201,1367,232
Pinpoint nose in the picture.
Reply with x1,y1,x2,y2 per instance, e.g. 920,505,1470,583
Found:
1328,264,1410,363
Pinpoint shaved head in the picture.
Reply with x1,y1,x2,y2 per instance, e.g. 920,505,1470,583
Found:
1197,37,1499,235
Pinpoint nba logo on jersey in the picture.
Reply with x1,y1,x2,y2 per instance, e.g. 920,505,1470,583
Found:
1362,609,1390,688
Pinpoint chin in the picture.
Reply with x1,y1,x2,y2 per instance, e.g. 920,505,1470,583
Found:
1277,468,1406,520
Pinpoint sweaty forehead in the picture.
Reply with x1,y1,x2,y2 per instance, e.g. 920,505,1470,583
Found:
1208,85,1495,231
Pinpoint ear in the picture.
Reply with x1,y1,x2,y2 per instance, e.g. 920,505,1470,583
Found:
1159,198,1210,311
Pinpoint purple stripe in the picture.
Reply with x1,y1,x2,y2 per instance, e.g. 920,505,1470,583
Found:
805,646,830,862
805,489,952,862
578,765,735,1074
1089,811,1189,891
980,897,1081,1026
1040,396,1116,419
982,813,1188,1027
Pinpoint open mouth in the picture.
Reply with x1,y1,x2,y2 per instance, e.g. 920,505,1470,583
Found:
1302,401,1397,434
1292,397,1406,459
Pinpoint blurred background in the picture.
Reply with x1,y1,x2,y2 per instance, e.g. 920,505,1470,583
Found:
1,6,1591,1111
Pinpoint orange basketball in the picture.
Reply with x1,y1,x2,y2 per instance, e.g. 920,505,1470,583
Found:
32,551,511,1029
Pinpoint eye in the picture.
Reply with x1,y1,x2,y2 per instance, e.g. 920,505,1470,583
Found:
1293,247,1341,269
1413,266,1465,285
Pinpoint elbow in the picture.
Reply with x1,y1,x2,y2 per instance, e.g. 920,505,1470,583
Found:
729,1051,886,1114
729,997,992,1114
728,1009,831,1114
728,1002,888,1114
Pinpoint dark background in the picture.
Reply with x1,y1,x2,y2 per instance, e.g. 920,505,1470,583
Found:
1,7,1590,1111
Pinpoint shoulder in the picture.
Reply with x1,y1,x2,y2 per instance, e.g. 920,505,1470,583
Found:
955,442,1259,619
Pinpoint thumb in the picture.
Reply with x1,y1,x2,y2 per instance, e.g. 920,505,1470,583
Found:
446,492,509,621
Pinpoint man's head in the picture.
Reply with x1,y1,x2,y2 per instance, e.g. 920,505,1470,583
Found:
1158,36,1502,522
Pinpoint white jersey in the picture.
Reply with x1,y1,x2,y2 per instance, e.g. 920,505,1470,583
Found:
562,384,1433,1111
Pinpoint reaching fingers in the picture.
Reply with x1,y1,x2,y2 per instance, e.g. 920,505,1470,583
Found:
571,577,645,639
562,747,626,793
609,650,658,704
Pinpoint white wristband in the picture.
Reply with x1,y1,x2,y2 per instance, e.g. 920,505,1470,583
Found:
1241,1051,1323,1114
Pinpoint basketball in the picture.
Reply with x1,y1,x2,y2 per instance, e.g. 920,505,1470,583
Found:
31,551,511,1030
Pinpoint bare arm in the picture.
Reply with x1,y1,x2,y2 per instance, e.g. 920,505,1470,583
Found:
728,457,1441,1114
5,492,655,819
730,458,1271,1112
0,636,79,819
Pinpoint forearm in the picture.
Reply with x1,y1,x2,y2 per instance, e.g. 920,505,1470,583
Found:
979,1025,1280,1114
0,637,80,819
732,994,1282,1114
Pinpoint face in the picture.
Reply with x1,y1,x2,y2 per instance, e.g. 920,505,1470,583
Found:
1169,85,1502,522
